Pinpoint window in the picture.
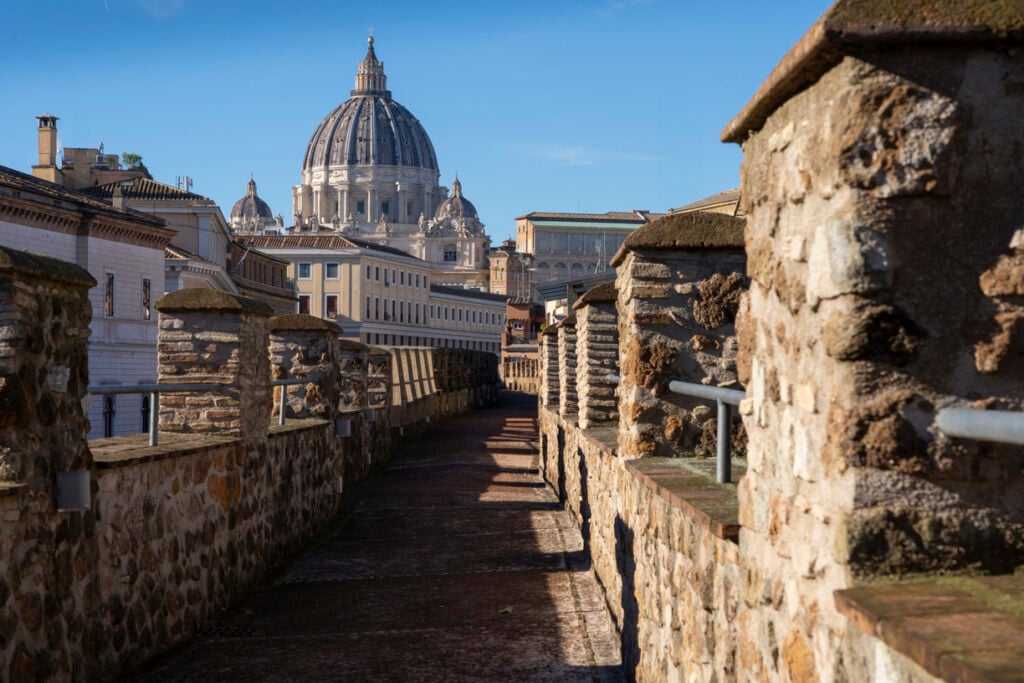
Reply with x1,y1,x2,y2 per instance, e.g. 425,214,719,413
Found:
443,245,457,262
298,263,312,279
399,301,404,323
400,271,405,286
384,270,389,286
407,200,414,217
103,396,115,438
325,263,339,279
357,200,365,214
325,294,338,318
381,200,390,216
391,269,396,284
444,307,449,320
415,273,420,288
375,266,380,281
142,278,151,320
366,296,371,319
375,297,380,320
375,333,380,344
298,295,311,314
415,303,420,324
391,300,396,320
459,309,463,322
472,311,477,323
366,265,372,280
105,272,114,316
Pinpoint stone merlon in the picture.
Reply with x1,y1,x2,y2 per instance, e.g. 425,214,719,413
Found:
156,288,274,316
610,212,745,267
721,0,1024,143
573,282,618,310
270,313,343,334
0,245,96,288
561,313,577,328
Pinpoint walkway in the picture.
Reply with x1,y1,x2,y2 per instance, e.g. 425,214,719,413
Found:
135,393,623,682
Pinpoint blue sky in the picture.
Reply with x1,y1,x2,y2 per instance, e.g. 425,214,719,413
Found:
1,0,831,243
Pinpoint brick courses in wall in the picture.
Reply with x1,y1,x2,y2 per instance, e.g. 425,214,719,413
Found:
557,315,579,418
574,282,620,430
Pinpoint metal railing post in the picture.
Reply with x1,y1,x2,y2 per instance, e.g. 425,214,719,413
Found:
278,385,287,426
717,400,732,484
149,391,159,447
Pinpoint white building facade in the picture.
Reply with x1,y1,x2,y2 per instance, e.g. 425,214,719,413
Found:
0,165,174,438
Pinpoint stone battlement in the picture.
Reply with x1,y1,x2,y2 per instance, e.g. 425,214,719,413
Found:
0,256,498,680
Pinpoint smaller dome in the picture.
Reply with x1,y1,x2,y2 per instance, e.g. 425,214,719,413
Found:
434,177,477,221
231,177,273,220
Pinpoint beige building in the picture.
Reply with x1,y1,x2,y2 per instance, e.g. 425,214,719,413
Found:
668,188,742,216
238,234,504,353
488,239,533,298
514,210,659,286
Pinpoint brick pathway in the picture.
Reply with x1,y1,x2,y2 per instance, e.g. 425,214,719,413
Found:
135,392,623,682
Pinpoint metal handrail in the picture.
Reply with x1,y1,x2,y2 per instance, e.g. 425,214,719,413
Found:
936,408,1024,446
667,381,746,484
87,382,227,447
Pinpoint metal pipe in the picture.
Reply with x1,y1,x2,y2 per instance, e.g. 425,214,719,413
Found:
717,400,731,484
668,380,746,406
936,408,1024,446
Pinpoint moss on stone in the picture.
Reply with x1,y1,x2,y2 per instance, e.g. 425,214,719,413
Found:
723,0,1024,143
337,339,368,351
156,288,273,316
610,212,745,266
573,282,617,309
270,314,342,334
0,246,95,288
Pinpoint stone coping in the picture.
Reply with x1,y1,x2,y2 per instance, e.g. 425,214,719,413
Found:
573,281,617,309
270,314,343,334
268,418,330,434
90,432,239,468
722,0,1024,143
578,422,618,455
156,288,274,316
0,481,27,498
560,313,577,328
625,458,741,543
835,575,1024,683
609,212,745,266
0,245,95,287
337,339,369,351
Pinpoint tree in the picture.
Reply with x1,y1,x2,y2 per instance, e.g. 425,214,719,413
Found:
121,152,143,168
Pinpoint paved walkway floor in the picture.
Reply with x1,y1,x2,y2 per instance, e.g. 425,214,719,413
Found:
135,392,623,682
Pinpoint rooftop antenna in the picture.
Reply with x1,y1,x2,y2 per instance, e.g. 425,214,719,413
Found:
176,176,193,192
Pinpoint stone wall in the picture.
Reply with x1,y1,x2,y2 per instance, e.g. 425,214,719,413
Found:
539,408,741,682
499,358,539,394
574,283,619,429
557,316,579,418
0,247,100,681
721,7,1024,680
536,5,1024,683
0,253,501,680
611,212,747,459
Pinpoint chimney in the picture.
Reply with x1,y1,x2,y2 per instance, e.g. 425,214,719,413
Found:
112,185,127,211
32,114,63,184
